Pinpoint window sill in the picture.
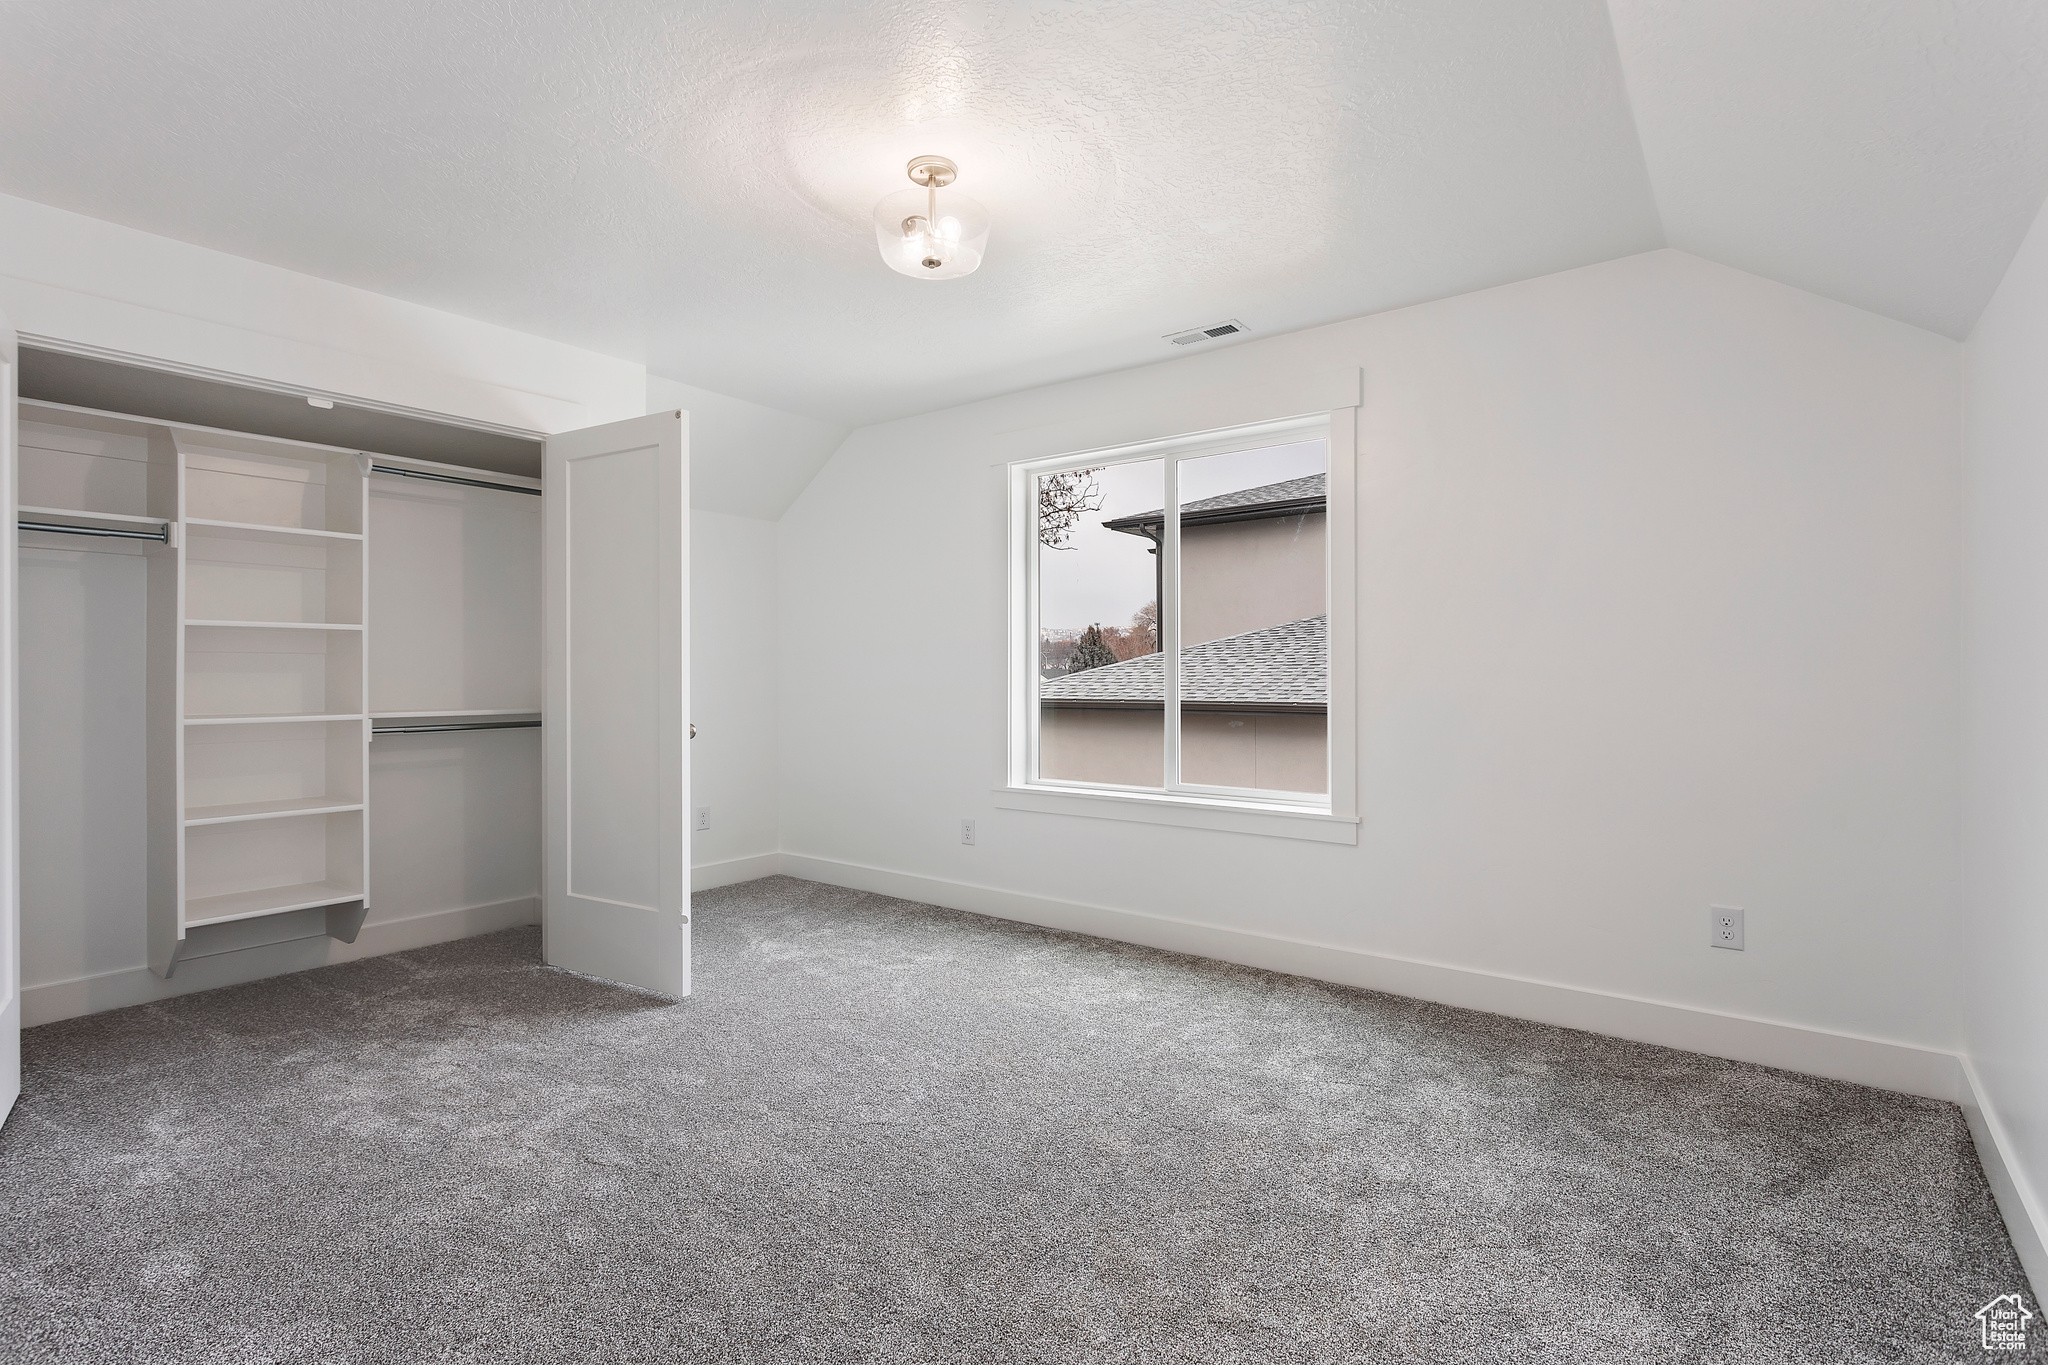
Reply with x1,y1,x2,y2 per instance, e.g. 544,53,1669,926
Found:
992,785,1360,844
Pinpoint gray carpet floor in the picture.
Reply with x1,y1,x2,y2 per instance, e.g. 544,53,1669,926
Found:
0,874,2036,1364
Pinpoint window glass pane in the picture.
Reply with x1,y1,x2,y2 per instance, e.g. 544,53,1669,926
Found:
1036,459,1163,787
1175,440,1328,795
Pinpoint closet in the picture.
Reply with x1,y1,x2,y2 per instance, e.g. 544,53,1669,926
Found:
17,392,544,982
0,331,672,1134
8,342,690,1053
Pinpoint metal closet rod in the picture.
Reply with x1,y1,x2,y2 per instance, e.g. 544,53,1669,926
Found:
19,518,171,543
372,719,542,734
369,463,541,496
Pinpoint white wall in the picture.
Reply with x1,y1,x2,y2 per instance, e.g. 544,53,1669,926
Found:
778,249,1964,1059
0,193,645,433
1962,196,2048,1288
647,375,846,521
689,508,781,880
642,375,813,883
643,372,829,883
17,545,148,995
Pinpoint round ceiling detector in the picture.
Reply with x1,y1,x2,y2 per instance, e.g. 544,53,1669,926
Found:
874,155,990,280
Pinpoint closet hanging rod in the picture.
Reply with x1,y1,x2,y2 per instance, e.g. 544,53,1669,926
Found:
19,518,171,543
371,719,542,734
368,464,541,496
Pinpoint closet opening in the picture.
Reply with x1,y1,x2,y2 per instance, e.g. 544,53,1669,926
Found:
16,342,548,983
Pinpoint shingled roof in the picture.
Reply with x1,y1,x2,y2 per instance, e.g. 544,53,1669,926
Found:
1103,473,1326,536
1040,615,1326,711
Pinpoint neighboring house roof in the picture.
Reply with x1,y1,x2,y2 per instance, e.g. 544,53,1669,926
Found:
1103,473,1326,537
1039,615,1326,712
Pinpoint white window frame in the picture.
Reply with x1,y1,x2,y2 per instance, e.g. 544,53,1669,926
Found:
998,410,1360,844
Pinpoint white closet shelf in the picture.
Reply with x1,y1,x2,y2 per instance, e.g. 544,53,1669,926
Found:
184,518,364,545
185,881,364,927
369,708,541,719
19,505,170,528
186,620,366,631
184,798,367,826
184,713,366,726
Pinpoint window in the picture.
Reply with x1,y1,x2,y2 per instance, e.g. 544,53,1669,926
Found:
1003,413,1358,841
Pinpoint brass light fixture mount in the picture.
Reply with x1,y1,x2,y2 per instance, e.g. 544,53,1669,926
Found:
905,155,958,190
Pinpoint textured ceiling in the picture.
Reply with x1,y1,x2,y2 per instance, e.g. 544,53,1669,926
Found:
0,0,1660,425
0,1,2043,429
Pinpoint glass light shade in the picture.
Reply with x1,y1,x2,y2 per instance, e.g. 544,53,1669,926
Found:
874,186,990,280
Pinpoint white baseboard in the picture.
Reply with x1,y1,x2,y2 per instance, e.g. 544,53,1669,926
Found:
1959,1056,2048,1296
692,852,782,892
22,896,540,1027
776,852,1965,1103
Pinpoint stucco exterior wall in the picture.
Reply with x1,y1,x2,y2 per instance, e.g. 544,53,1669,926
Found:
1037,708,1163,786
1039,707,1328,794
1180,511,1326,644
1182,711,1328,792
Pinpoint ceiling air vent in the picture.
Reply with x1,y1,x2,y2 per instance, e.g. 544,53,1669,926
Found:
1165,319,1246,346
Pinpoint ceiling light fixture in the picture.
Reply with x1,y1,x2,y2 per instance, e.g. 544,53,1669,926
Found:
874,156,989,280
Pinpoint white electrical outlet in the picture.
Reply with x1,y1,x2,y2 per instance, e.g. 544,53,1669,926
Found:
694,806,711,832
1711,905,1744,951
960,819,976,846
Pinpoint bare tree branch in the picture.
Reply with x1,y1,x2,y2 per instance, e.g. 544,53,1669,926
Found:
1037,468,1104,549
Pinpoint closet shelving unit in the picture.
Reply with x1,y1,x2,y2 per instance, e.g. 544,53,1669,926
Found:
18,400,362,975
175,428,370,973
19,396,548,978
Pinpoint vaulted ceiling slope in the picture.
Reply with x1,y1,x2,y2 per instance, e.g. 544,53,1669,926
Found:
1611,0,2048,341
1,2,2044,428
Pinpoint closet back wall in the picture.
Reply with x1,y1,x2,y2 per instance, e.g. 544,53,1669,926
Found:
365,468,542,958
20,523,143,989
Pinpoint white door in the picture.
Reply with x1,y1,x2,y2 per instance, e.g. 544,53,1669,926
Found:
542,410,690,996
0,315,18,1121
